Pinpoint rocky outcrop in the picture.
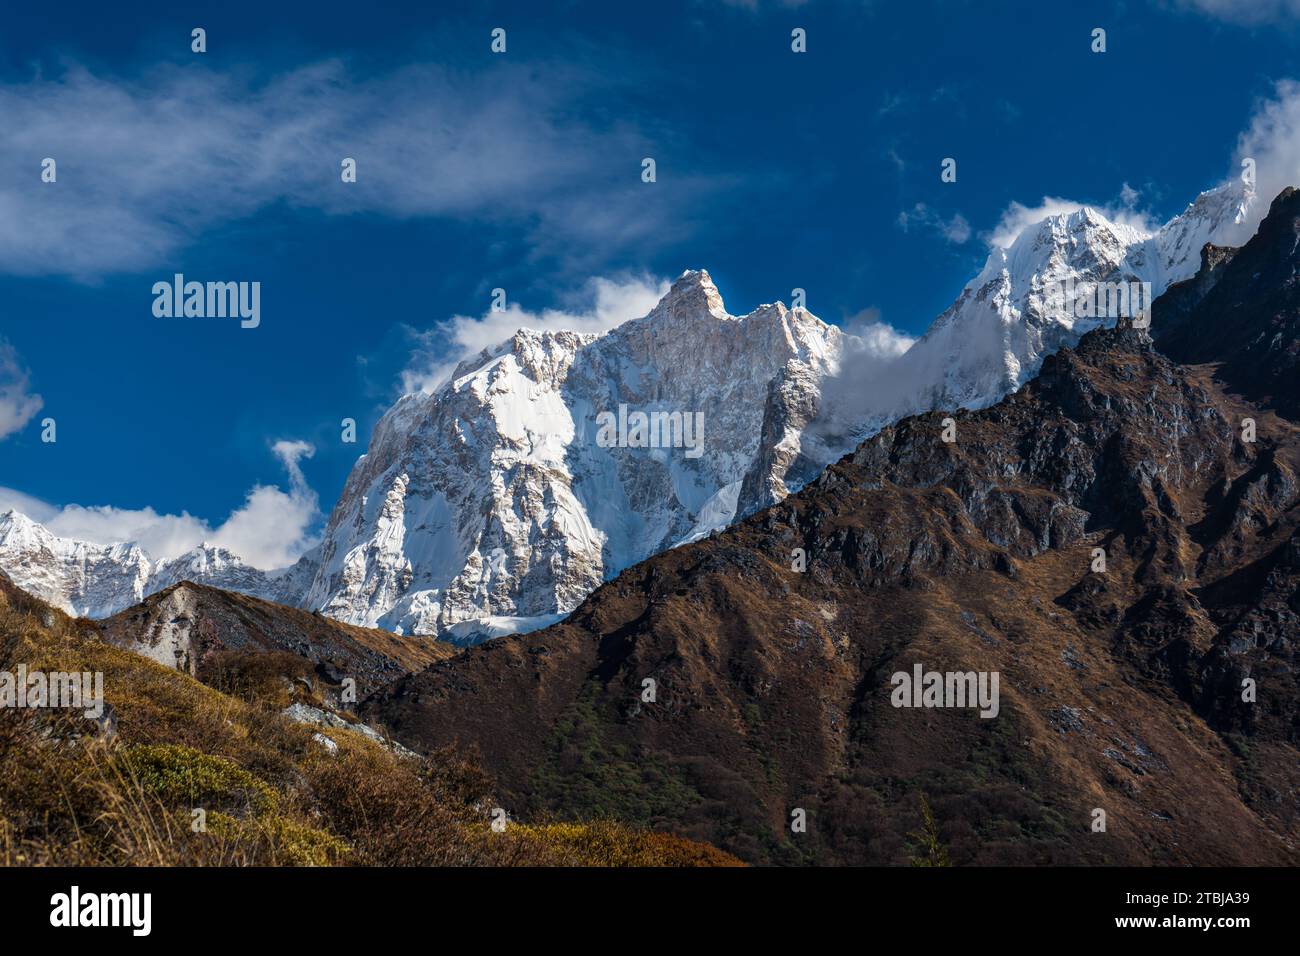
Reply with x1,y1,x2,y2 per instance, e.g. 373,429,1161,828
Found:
97,581,456,701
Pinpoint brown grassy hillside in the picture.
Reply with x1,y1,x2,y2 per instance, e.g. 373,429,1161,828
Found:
0,573,740,867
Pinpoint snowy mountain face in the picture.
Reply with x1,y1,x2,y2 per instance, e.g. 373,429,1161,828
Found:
0,511,150,617
0,180,1257,641
798,180,1257,465
0,510,291,617
931,180,1254,401
298,271,847,640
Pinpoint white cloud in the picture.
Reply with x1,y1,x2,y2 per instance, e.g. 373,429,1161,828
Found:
37,504,211,563
401,273,670,393
1,439,320,569
205,441,319,568
1235,79,1300,231
842,307,917,357
941,214,973,244
801,306,918,450
0,340,43,440
987,197,1093,249
0,60,701,279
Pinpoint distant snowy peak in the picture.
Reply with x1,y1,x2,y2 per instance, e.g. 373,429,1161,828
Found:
0,510,282,617
897,178,1257,421
994,178,1253,296
0,510,148,617
443,270,729,389
962,178,1254,328
150,544,292,600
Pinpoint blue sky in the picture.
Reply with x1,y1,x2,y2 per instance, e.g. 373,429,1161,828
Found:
2,0,1300,566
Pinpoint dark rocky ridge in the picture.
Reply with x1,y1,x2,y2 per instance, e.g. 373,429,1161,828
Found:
1158,185,1300,418
360,192,1300,866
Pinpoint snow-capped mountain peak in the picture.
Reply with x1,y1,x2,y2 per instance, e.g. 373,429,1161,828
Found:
0,509,286,617
651,268,731,322
882,178,1256,420
296,268,848,641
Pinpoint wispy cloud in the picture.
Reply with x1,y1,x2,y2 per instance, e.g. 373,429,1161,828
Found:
0,486,54,522
0,59,705,279
0,340,43,440
986,197,1101,249
399,273,670,393
842,307,917,357
802,305,916,450
896,203,972,243
0,439,320,568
